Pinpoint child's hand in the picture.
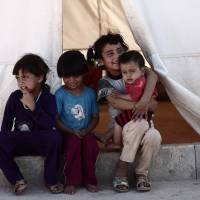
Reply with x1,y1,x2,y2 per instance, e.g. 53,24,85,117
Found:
79,129,88,138
73,131,82,139
72,129,88,139
20,87,35,111
132,100,148,120
111,90,121,98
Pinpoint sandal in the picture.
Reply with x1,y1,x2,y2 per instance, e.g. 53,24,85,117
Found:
113,177,129,193
14,179,28,195
136,175,151,192
46,183,64,194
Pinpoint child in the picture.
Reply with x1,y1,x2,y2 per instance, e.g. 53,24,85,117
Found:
109,50,158,149
0,54,63,195
87,33,161,192
55,51,99,195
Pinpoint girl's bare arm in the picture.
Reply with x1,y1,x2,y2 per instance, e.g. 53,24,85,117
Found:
107,95,158,116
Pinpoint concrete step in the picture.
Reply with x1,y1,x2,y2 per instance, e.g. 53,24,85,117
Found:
0,180,200,200
1,143,200,187
0,156,44,187
97,143,200,183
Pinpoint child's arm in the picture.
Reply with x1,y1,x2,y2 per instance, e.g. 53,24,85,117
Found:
107,95,158,114
134,67,158,119
55,114,81,137
111,91,132,101
26,94,58,130
148,97,158,112
80,89,99,137
55,113,99,138
19,87,56,130
107,95,135,110
79,113,99,138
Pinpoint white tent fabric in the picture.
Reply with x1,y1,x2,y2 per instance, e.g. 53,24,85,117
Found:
63,0,140,51
1,0,199,133
0,0,62,126
121,0,200,134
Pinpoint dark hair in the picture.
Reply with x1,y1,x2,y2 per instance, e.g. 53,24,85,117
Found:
118,50,145,68
57,50,88,77
13,53,49,89
87,32,129,66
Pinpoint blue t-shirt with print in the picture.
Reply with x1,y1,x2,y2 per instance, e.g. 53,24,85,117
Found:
55,86,99,131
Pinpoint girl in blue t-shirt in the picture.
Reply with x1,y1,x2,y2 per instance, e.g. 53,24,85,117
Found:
55,51,99,195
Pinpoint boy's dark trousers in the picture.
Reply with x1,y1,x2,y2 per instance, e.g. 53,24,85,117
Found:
0,130,62,185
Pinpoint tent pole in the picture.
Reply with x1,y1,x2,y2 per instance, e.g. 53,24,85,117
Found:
97,0,102,37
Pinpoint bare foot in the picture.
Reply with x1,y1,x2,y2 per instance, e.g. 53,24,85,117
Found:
64,185,76,195
86,184,98,193
107,142,121,150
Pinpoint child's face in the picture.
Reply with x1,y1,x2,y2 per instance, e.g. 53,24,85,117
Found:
16,69,43,92
120,61,144,85
100,43,125,75
63,75,83,90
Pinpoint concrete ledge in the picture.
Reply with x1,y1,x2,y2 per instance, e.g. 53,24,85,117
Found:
194,143,200,179
97,144,197,183
0,157,44,187
0,143,200,186
150,144,196,181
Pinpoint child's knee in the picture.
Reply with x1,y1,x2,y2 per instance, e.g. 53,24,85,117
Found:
143,128,162,147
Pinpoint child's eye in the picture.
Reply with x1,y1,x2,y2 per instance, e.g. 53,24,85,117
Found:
107,53,113,57
117,48,125,55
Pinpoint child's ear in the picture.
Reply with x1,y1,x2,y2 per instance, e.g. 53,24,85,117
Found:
141,66,146,75
38,75,44,83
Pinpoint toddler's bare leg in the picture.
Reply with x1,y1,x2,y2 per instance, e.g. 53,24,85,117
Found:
107,123,122,149
113,123,122,145
94,128,113,144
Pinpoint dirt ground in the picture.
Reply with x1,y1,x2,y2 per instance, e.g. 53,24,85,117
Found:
95,101,200,144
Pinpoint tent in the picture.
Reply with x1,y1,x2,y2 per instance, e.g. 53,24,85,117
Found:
63,0,139,52
0,0,200,134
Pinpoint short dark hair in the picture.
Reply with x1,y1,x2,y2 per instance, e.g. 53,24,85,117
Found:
13,53,49,88
87,32,129,66
118,50,145,68
57,50,88,77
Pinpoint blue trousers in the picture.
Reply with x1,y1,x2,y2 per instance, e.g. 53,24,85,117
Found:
0,130,62,185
